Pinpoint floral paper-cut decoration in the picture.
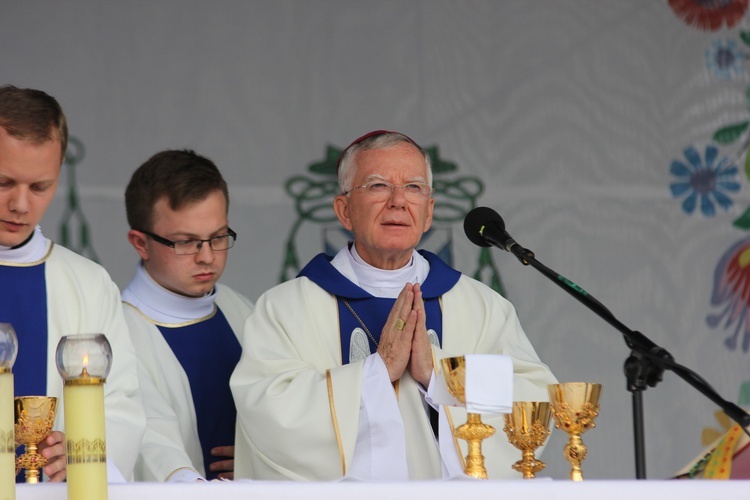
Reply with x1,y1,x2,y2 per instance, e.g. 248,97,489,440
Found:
669,145,740,216
707,235,750,352
669,0,748,31
706,38,747,79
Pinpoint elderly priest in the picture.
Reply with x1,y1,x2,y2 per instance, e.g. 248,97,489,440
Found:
231,130,556,480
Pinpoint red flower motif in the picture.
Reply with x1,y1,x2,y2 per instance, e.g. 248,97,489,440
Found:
669,0,749,31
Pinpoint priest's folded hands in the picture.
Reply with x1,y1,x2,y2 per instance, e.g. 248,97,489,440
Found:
378,282,433,387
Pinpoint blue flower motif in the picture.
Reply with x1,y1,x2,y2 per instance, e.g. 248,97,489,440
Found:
670,145,741,216
706,38,746,80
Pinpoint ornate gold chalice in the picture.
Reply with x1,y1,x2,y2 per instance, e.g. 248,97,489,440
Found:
503,401,552,478
548,382,601,481
440,356,495,479
14,396,58,483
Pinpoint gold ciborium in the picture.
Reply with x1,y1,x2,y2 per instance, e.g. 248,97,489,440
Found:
503,401,552,478
440,356,495,479
548,382,601,481
14,396,58,483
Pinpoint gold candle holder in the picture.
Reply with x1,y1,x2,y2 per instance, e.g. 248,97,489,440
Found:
14,396,57,483
0,323,18,499
548,382,602,481
56,334,112,500
440,356,495,479
503,401,551,478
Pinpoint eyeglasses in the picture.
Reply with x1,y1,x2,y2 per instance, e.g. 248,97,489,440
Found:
344,180,433,199
141,228,237,255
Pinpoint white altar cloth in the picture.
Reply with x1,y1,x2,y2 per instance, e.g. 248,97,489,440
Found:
14,479,750,500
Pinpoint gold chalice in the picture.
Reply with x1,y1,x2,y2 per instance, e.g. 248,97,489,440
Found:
440,356,495,479
548,382,601,481
503,401,552,478
14,396,58,483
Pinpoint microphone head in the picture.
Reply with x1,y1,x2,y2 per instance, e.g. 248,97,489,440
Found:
464,206,505,248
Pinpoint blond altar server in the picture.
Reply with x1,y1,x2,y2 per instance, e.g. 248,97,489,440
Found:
0,85,146,482
122,150,253,482
231,130,556,481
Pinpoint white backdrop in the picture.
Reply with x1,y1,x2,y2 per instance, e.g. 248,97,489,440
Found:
4,0,750,480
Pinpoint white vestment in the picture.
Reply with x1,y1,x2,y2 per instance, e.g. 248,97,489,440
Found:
1,229,147,481
122,264,254,482
231,258,557,481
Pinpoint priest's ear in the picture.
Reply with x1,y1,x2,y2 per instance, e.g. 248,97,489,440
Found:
333,194,353,232
127,230,151,261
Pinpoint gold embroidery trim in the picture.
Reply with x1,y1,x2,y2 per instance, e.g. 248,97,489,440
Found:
165,466,202,482
122,302,217,327
326,369,346,477
0,241,54,267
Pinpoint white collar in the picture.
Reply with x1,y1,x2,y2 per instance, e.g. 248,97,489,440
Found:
0,226,50,264
121,262,217,325
330,243,429,299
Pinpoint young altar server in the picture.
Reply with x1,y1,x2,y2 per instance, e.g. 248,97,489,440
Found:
122,149,253,481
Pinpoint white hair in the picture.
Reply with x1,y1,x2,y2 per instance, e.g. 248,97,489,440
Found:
337,132,433,193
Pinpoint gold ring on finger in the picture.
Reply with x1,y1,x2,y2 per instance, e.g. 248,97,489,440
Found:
395,317,405,330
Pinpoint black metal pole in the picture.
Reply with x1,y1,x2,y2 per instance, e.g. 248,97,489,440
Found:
624,353,648,479
632,389,647,479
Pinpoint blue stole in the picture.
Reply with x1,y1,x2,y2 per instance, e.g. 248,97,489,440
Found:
298,250,461,364
0,264,48,396
157,308,241,480
0,263,49,483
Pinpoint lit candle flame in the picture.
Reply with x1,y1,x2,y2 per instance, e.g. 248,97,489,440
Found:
80,353,90,378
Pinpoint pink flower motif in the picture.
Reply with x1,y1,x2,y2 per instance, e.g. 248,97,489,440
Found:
707,236,750,351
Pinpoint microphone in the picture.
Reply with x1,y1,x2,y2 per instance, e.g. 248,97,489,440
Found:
463,207,534,263
464,205,750,473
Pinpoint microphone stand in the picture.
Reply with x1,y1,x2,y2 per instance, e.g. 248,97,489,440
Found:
506,246,750,479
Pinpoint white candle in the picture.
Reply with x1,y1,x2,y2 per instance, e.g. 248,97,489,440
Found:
63,374,108,500
0,369,14,500
56,335,111,500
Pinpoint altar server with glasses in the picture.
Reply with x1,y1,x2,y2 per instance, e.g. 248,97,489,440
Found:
122,149,253,482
